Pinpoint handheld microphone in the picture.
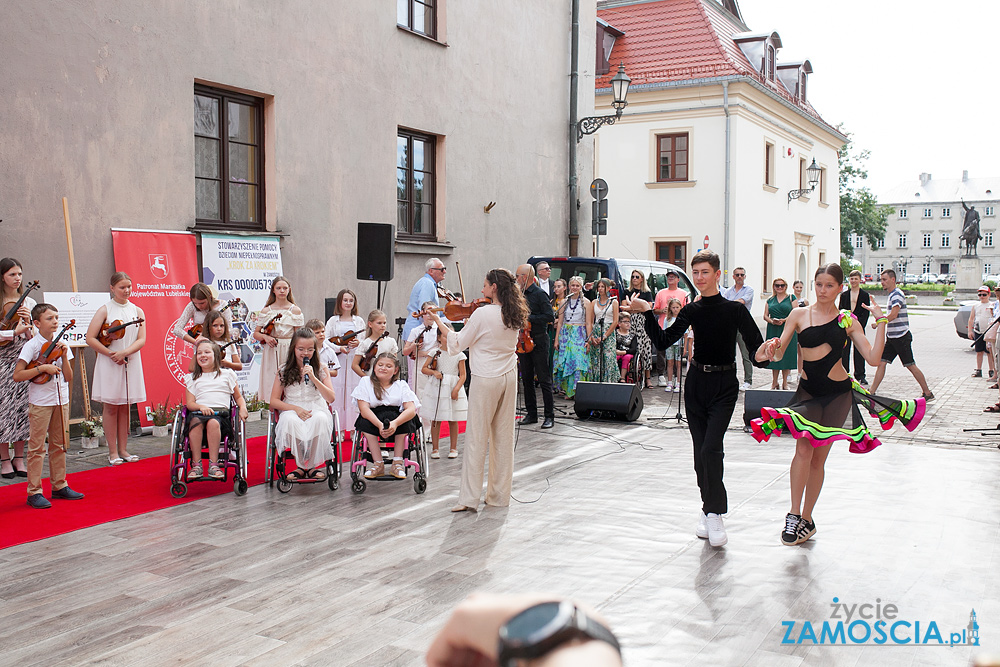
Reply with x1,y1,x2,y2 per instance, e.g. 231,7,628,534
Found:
302,354,312,386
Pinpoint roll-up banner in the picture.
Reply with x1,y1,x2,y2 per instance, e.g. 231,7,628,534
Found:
110,229,199,426
199,234,284,402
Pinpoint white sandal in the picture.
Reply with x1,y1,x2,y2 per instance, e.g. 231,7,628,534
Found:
108,456,124,466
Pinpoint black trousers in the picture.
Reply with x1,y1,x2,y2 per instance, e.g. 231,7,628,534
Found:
518,332,554,419
684,367,739,515
841,340,867,382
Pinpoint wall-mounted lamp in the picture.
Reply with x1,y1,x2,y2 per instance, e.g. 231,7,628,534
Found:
787,158,822,203
577,63,631,141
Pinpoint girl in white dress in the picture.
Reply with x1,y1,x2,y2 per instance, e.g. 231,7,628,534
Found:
324,289,365,441
421,327,467,459
351,309,399,378
403,304,438,409
86,272,147,466
270,328,336,481
253,276,304,405
352,353,419,480
184,340,248,481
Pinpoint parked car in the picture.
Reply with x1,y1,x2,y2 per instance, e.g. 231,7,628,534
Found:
984,275,1000,285
954,299,991,339
903,273,919,284
918,273,938,284
937,274,956,284
863,273,875,282
527,256,698,303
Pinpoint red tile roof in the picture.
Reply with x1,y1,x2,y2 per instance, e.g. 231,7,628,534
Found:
596,0,832,130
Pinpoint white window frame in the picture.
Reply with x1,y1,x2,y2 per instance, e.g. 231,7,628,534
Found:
876,237,885,249
899,208,908,218
942,207,951,217
941,232,950,248
854,235,863,249
876,262,884,276
986,263,993,275
899,233,907,248
986,206,995,217
922,233,932,248
923,208,933,218
985,231,994,248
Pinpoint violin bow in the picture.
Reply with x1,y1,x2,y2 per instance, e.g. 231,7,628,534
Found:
456,261,466,303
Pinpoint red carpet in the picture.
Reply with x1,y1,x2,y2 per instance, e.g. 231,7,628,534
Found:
1,436,268,550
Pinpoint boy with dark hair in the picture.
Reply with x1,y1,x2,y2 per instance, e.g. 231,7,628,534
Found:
625,250,768,546
13,303,85,509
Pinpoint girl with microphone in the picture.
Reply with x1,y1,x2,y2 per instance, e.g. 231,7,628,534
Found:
269,328,336,482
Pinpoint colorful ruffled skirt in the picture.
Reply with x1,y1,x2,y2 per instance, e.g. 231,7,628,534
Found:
750,380,925,454
554,324,589,398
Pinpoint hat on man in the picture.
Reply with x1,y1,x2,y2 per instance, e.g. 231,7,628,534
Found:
666,269,679,277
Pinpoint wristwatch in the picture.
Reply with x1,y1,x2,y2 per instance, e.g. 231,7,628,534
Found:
497,600,621,666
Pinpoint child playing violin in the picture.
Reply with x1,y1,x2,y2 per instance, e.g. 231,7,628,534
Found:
351,309,398,378
403,302,438,421
172,283,232,346
421,327,467,459
204,309,242,371
14,304,84,508
308,319,341,379
184,340,248,481
86,271,146,466
352,353,420,479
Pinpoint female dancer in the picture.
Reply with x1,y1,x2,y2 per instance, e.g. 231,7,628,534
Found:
623,270,654,389
270,328,336,481
586,278,619,383
426,268,527,511
753,263,925,546
253,276,304,406
0,258,35,478
172,283,231,346
87,272,147,466
204,309,242,371
553,276,589,398
763,277,796,390
324,289,365,440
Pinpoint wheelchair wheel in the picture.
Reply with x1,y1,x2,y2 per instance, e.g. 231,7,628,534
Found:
234,477,248,496
413,474,426,494
351,479,366,494
170,481,188,498
327,465,339,491
277,478,292,493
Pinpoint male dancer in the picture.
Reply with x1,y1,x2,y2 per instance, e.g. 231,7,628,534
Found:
625,250,768,546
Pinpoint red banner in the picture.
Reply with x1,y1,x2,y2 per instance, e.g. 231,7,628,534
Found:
111,230,199,426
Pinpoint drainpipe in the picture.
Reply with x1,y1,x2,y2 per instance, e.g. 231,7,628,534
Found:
568,0,580,256
723,80,731,286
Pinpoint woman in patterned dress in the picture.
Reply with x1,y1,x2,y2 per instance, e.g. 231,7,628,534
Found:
552,276,590,398
623,270,653,388
0,258,35,478
586,278,620,383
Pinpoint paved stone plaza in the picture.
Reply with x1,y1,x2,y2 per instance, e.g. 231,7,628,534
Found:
1,310,997,666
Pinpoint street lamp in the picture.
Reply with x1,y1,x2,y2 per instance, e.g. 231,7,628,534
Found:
577,63,631,141
787,158,822,202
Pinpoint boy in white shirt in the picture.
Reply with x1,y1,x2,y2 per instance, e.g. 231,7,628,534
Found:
308,319,342,379
14,304,85,509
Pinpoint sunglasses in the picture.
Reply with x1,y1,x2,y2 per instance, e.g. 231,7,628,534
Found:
774,284,787,288
979,292,989,295
734,273,745,277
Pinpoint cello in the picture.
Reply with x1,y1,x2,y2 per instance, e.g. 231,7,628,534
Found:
26,320,76,384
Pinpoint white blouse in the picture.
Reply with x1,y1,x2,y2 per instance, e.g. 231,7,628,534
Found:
446,303,518,377
351,377,420,411
185,368,238,409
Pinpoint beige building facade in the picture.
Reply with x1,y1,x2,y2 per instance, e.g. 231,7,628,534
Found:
1,2,597,321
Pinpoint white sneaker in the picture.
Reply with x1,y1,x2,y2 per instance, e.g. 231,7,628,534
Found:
696,512,709,539
740,381,752,391
705,513,728,547
657,375,668,387
673,382,681,393
664,381,673,393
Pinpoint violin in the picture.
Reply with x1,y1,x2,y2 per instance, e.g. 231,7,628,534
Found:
359,331,389,372
427,350,442,371
413,298,492,322
187,298,241,338
516,323,535,354
0,280,40,347
260,312,283,336
436,284,461,302
26,320,76,385
218,338,242,354
98,318,145,347
329,329,360,347
408,326,429,360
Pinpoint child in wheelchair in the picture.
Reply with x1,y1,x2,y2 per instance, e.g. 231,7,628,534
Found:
184,340,248,480
269,327,337,481
352,352,420,479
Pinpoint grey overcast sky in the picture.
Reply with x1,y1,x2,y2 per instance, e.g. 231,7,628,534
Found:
739,0,1000,197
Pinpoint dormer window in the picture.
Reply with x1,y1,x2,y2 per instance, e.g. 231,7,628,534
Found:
733,31,782,83
596,19,624,77
776,60,812,103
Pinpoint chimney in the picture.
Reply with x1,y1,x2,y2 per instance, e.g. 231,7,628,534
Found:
919,173,932,186
963,170,969,181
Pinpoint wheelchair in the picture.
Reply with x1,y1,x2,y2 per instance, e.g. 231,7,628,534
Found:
349,416,428,495
620,350,644,385
265,406,342,493
169,404,248,498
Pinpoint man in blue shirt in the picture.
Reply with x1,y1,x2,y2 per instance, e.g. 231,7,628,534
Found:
721,266,755,390
403,258,447,340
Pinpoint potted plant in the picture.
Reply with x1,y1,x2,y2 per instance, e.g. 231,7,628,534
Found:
80,415,104,449
244,393,263,421
148,400,178,437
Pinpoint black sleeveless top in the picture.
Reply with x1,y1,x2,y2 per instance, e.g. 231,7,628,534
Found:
797,315,851,397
